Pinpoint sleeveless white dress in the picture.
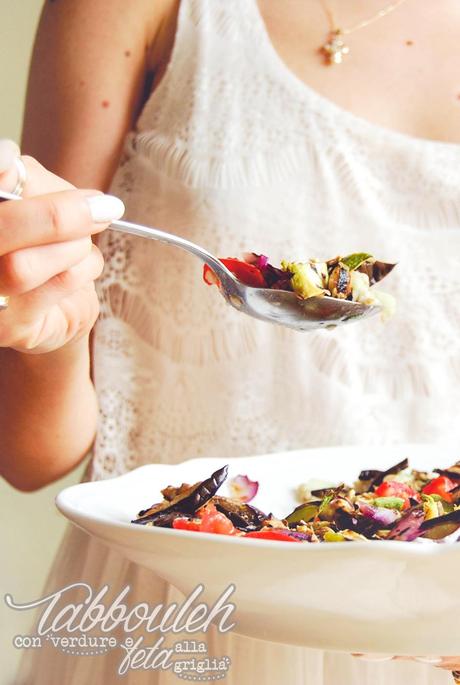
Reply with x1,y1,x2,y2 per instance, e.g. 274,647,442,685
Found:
17,0,460,682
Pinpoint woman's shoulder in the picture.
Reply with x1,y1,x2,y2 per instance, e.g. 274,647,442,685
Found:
38,0,178,64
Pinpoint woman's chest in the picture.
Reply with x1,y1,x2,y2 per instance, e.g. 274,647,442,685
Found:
257,0,460,144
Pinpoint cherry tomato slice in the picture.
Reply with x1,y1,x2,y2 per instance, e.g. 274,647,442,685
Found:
172,518,202,531
203,264,220,286
203,258,266,288
422,476,457,503
244,529,302,542
374,481,419,510
197,503,237,535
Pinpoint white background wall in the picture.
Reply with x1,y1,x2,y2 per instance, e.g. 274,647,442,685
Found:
0,4,86,683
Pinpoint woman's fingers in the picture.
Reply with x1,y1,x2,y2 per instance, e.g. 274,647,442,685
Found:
435,658,460,671
352,653,394,662
1,286,101,354
0,140,20,182
0,140,20,168
356,655,460,671
0,237,93,295
0,246,104,350
22,244,105,310
0,144,125,354
0,140,72,196
0,189,124,255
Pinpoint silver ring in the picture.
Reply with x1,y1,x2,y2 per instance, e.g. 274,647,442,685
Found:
0,295,9,311
11,157,27,197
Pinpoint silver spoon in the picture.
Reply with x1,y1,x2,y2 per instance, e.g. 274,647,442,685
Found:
0,190,380,330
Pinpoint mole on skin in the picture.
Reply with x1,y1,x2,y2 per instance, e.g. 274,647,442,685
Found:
101,100,110,108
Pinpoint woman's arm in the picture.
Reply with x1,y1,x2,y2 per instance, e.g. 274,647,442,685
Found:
0,151,124,491
2,0,176,491
22,0,177,188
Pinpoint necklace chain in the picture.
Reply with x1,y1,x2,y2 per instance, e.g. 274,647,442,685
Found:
319,0,409,35
318,0,409,65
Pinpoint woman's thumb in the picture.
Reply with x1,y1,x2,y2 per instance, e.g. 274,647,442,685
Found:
0,139,20,175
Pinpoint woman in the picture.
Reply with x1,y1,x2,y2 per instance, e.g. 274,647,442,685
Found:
4,0,460,682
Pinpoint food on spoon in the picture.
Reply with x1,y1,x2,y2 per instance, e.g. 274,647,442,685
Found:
132,460,460,544
279,260,326,299
203,252,396,317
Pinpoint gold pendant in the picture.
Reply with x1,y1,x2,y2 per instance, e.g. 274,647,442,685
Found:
320,30,350,65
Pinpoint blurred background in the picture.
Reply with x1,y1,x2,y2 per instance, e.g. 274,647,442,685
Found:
0,3,87,682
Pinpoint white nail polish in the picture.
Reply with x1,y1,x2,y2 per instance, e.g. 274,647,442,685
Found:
87,194,125,223
0,139,20,173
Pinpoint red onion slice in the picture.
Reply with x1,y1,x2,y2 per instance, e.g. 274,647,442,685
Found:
358,502,399,527
229,474,259,503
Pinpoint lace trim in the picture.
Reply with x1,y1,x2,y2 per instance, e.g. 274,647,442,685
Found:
98,283,274,365
128,132,460,229
133,132,321,189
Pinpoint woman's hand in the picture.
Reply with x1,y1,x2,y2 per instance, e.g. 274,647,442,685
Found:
0,140,125,490
353,653,460,674
433,658,460,675
0,140,124,354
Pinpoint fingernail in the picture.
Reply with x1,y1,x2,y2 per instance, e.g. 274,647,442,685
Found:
86,194,125,223
353,654,394,662
0,139,20,173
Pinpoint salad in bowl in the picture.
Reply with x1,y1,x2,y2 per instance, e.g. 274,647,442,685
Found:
56,444,460,655
132,458,460,544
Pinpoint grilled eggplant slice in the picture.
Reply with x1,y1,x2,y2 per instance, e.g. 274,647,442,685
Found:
387,506,425,541
213,496,268,531
434,461,460,481
450,484,460,504
357,260,396,286
132,465,228,526
420,509,460,540
357,458,409,491
285,502,322,526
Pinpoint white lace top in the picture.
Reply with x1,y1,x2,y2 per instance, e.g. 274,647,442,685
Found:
90,0,460,481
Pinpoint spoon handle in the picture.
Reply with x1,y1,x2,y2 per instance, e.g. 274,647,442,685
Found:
111,218,224,273
0,190,233,284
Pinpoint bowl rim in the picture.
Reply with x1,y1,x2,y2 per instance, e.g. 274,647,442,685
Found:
56,443,460,557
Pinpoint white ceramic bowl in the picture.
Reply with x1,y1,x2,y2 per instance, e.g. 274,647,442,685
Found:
56,444,460,656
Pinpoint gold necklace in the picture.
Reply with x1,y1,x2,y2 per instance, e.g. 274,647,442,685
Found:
318,0,409,65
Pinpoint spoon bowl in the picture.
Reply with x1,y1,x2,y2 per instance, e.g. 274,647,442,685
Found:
110,218,381,332
0,190,382,331
230,283,379,331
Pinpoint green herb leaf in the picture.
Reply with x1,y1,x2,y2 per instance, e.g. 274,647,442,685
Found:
340,253,374,271
318,494,334,515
